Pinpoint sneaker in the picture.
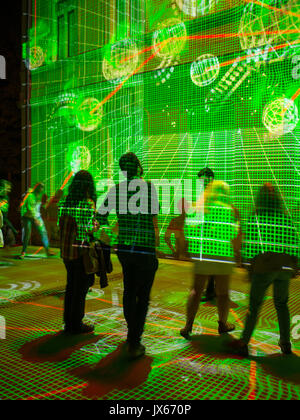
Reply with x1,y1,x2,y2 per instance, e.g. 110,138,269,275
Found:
18,253,25,260
279,341,292,355
228,339,249,357
127,343,146,359
64,323,95,335
180,328,192,340
218,321,235,335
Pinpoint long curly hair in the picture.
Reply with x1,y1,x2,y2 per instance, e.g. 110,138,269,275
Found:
65,170,96,205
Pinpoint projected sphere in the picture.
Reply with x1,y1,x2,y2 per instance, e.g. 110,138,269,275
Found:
239,0,300,50
176,0,219,17
263,98,299,135
102,38,139,82
29,46,45,70
70,146,91,173
190,54,220,87
76,98,103,132
152,18,187,59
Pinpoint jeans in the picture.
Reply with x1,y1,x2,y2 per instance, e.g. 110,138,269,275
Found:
117,248,158,345
242,270,292,345
63,257,94,331
21,216,49,253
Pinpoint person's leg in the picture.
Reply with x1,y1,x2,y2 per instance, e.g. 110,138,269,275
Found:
63,260,74,330
34,217,50,253
21,217,32,254
215,275,230,321
118,252,139,343
64,258,92,332
273,271,292,350
181,274,208,336
241,273,274,345
215,275,235,333
133,255,158,344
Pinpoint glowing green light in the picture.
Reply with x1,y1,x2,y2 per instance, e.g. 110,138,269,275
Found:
152,18,187,59
263,98,299,135
76,98,103,132
190,54,220,87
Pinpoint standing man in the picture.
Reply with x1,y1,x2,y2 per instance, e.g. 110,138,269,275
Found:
98,152,159,359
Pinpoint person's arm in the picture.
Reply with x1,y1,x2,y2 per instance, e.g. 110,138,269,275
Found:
95,187,117,243
150,182,160,248
231,206,243,266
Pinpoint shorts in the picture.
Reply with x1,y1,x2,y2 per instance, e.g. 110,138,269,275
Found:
194,260,235,276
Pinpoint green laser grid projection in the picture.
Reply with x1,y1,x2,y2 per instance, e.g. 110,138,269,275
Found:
23,0,300,257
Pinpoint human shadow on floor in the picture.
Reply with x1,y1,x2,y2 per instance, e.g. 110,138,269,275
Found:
71,344,153,398
251,353,300,385
189,333,234,359
19,332,99,363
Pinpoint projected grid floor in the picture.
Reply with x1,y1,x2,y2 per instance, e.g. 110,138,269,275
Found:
0,247,299,400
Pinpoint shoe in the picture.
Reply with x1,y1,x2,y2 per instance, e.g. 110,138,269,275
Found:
279,341,292,355
180,328,192,340
127,343,146,359
218,321,235,334
18,253,25,260
228,339,249,357
64,323,95,335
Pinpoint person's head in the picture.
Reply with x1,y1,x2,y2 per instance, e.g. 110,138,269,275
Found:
33,182,45,198
198,167,214,190
255,183,283,214
66,170,96,204
119,152,143,179
0,179,12,196
204,180,230,208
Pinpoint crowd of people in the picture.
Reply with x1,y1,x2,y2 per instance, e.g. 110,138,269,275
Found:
0,152,299,359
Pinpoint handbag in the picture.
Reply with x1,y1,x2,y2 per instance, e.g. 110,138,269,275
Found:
83,242,99,275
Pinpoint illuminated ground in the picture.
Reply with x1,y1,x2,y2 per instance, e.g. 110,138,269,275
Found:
0,246,299,400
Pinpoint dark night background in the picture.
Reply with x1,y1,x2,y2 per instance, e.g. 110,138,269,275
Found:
0,2,23,235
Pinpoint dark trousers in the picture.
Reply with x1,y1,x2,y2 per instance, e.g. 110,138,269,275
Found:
242,270,292,345
117,248,158,345
63,257,94,331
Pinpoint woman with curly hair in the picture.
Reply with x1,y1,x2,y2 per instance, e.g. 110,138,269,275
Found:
58,170,97,334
